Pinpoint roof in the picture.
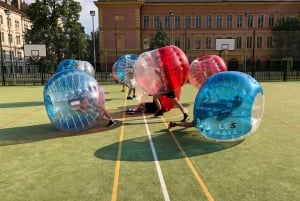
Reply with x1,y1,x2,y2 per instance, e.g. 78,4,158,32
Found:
0,1,29,19
145,0,300,2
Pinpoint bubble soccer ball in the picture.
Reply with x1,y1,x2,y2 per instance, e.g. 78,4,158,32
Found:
44,69,100,131
193,71,264,141
113,54,139,87
134,45,189,95
56,59,95,78
189,55,227,89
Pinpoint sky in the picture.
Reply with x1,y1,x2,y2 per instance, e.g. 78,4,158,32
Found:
25,0,99,34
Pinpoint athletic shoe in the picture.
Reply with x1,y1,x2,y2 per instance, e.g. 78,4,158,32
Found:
168,122,177,129
107,120,117,127
127,96,133,100
154,109,163,117
125,108,135,114
181,113,188,122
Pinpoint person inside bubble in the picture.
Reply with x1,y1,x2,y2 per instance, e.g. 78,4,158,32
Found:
68,87,116,127
95,86,117,127
153,90,188,122
125,97,157,114
125,68,136,100
68,90,91,113
195,95,243,121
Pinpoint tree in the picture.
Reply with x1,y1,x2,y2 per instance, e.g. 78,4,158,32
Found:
25,0,88,72
272,16,300,59
148,24,170,50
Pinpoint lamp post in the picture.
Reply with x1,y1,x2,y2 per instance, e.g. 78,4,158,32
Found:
244,12,250,72
114,15,119,60
5,9,15,80
90,10,96,71
169,11,175,44
104,51,107,73
0,25,5,85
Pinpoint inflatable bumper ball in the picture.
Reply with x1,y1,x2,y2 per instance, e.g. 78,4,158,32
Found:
44,69,100,131
194,71,264,141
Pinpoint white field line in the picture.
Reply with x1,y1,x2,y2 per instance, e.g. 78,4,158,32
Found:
142,113,170,201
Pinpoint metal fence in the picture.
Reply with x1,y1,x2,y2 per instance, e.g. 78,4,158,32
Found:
1,70,300,86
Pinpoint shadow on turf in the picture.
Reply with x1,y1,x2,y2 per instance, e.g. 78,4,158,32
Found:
0,101,44,108
0,120,122,146
95,128,243,161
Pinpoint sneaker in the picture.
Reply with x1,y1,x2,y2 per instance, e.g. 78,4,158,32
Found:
125,108,135,114
181,113,188,122
133,95,136,98
107,120,117,127
168,122,177,129
127,96,133,100
154,109,163,117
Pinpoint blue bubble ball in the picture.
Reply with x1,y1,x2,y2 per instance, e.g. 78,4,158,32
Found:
193,71,264,141
44,69,100,131
56,59,95,77
114,54,139,83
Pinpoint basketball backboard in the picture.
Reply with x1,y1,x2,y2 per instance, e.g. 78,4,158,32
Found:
24,44,46,57
216,39,235,51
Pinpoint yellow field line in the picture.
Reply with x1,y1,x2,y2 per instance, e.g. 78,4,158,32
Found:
0,107,42,129
111,97,127,201
264,114,300,131
162,117,215,201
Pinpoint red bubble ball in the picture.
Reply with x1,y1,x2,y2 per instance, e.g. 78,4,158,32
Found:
189,55,227,89
135,45,189,95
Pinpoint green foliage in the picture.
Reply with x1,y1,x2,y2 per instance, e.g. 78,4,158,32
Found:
148,25,170,50
272,16,300,59
25,0,89,72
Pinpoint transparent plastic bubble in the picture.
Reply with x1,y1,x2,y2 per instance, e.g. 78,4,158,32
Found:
56,59,95,78
135,45,189,95
44,69,100,131
113,54,139,87
189,55,227,89
194,71,264,141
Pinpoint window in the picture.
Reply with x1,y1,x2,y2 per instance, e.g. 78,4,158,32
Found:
226,15,232,28
175,16,180,28
165,16,171,28
0,15,2,24
143,16,149,28
247,36,252,48
195,37,201,49
206,15,212,28
15,20,20,29
7,18,11,27
205,37,211,49
195,16,201,28
0,32,3,42
258,15,264,27
185,16,191,28
154,16,160,28
8,33,12,43
257,36,262,48
267,36,273,48
268,15,274,27
216,15,222,28
16,36,21,45
236,37,242,49
185,37,190,49
237,15,243,27
247,15,253,28
279,15,285,25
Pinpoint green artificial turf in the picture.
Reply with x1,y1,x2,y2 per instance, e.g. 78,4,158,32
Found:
0,82,299,201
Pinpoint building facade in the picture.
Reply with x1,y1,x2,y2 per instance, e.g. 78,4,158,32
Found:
0,0,31,74
95,0,300,71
